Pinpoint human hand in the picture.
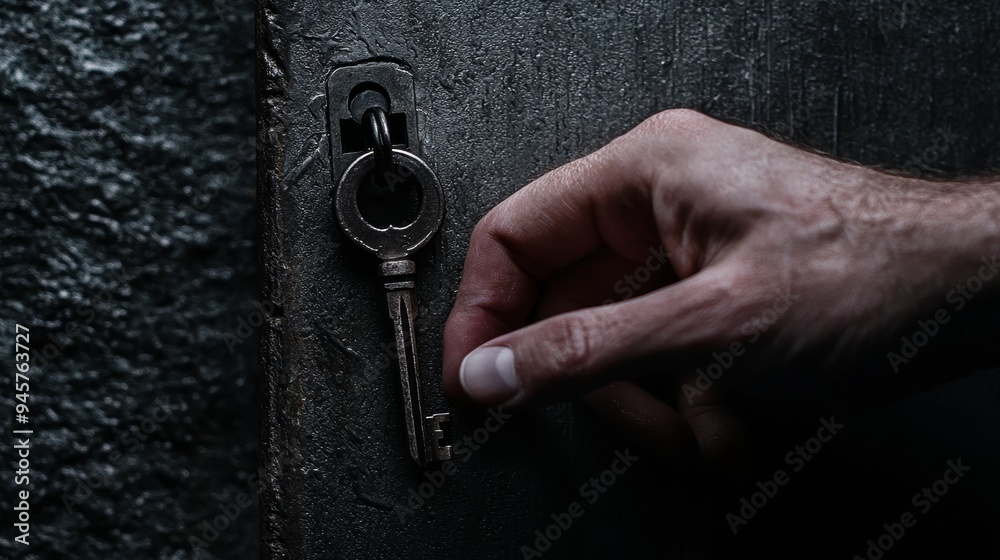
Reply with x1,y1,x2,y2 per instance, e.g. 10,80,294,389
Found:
442,109,999,465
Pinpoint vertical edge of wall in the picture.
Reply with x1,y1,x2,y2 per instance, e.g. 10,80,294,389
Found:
256,0,302,557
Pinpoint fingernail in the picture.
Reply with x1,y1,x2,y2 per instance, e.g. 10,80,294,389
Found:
460,346,520,403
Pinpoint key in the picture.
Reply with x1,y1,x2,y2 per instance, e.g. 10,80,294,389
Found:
335,144,452,466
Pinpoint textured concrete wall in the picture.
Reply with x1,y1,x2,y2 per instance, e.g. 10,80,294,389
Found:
259,1,1000,560
1,0,259,558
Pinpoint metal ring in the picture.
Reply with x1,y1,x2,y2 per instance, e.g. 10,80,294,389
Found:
363,107,393,184
335,149,444,260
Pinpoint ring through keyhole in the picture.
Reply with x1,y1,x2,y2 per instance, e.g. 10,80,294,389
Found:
356,161,423,229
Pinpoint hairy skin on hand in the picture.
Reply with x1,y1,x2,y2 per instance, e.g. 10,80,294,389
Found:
443,109,1000,468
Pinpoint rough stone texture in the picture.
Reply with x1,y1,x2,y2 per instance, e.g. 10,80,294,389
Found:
0,0,258,558
259,1,1000,559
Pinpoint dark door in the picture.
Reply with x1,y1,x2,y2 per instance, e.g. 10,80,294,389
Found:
257,2,1000,559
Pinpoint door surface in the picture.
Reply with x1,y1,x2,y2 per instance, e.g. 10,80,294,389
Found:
257,2,1000,559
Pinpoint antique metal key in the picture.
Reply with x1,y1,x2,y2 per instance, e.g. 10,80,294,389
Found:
334,108,452,466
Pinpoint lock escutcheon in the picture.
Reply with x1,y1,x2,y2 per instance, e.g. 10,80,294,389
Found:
328,62,420,181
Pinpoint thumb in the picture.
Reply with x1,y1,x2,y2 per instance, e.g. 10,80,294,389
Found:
458,265,749,406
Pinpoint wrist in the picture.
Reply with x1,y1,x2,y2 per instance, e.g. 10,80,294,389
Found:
921,178,999,277
879,174,1000,301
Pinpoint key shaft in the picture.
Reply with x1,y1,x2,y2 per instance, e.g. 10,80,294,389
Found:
380,260,451,465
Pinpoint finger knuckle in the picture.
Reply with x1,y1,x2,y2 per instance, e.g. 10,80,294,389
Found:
472,205,509,241
639,108,713,135
541,315,594,377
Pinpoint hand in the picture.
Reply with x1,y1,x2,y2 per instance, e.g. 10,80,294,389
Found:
442,109,999,467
